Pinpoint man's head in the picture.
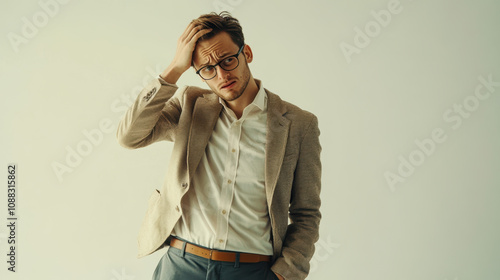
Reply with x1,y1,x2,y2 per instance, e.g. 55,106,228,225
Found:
192,11,245,51
191,12,256,105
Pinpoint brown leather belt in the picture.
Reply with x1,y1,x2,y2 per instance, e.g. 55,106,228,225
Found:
170,237,272,263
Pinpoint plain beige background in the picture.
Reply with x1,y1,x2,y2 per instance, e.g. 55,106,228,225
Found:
1,0,499,279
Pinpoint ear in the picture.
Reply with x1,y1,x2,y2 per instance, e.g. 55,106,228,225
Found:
243,44,253,63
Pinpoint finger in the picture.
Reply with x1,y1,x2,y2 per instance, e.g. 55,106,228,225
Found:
185,25,205,43
189,28,212,44
180,22,196,41
196,28,213,38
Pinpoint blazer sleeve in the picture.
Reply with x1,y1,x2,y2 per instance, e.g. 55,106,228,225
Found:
272,115,322,280
116,78,186,148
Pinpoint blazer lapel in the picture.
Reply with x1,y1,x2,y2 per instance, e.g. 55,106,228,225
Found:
265,90,290,206
187,93,222,178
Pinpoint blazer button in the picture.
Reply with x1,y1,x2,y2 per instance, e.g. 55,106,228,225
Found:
181,183,188,188
143,88,157,101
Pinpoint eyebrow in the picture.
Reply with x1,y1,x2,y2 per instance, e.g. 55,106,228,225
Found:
199,51,234,68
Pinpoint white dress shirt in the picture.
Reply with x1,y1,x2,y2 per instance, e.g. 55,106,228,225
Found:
172,80,273,255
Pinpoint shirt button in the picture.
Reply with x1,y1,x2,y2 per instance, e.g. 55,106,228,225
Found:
227,179,232,184
181,183,188,188
222,210,227,215
175,206,180,212
231,149,236,153
219,239,224,243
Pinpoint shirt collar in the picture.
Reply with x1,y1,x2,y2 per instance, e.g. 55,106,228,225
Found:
251,79,267,112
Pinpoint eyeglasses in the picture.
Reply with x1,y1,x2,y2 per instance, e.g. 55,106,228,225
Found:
195,45,244,80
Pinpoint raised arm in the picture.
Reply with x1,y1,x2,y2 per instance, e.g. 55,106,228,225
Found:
116,23,212,148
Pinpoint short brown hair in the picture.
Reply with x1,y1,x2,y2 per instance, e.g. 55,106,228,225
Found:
192,11,245,48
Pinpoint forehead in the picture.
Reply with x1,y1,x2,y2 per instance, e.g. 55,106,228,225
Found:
193,32,239,65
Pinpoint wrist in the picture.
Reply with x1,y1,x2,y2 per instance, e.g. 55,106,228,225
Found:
160,65,185,84
274,272,285,280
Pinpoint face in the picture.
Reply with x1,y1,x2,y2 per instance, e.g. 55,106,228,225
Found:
192,32,253,102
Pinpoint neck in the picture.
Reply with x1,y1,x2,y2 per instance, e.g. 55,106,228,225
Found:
226,77,259,119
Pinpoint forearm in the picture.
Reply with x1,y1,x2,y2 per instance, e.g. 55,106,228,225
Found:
116,78,181,148
272,210,321,280
159,65,185,85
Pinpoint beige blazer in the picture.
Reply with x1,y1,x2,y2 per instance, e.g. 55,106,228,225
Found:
117,78,321,280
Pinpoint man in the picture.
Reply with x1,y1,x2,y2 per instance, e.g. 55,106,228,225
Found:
117,12,321,280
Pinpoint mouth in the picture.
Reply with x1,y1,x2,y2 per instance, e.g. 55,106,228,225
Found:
221,80,236,90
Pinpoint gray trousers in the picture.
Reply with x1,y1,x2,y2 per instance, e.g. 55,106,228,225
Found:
152,245,279,280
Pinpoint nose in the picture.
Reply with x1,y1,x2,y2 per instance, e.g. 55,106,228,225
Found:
216,65,230,80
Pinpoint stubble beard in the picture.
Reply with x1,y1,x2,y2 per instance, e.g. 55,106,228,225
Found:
211,61,251,102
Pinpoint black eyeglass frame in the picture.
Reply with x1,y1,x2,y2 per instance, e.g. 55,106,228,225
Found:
194,45,245,80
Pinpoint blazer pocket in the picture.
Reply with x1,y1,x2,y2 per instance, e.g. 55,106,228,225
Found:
137,189,163,253
146,189,161,208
